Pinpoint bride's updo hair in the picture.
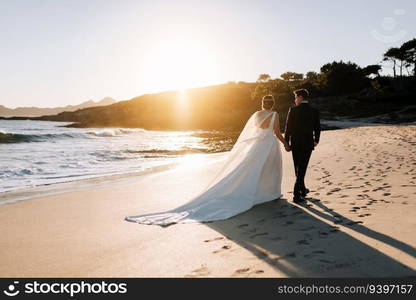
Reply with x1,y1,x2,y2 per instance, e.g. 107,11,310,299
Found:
262,95,275,110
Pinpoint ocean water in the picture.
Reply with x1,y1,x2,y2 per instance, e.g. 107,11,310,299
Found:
0,120,219,194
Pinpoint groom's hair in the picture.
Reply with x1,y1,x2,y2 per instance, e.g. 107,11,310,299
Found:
293,89,309,100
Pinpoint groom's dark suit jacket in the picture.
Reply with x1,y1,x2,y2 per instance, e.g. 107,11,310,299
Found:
284,102,321,150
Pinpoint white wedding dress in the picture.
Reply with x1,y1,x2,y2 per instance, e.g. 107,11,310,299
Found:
125,110,283,225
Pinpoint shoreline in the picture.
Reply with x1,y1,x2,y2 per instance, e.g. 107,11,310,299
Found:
0,152,227,205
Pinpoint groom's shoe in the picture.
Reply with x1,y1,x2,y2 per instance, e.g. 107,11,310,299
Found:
301,188,310,198
293,195,305,203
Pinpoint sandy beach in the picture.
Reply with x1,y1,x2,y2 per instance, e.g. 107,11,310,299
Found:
0,124,415,277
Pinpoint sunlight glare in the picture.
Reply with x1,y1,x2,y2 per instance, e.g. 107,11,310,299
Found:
142,36,219,91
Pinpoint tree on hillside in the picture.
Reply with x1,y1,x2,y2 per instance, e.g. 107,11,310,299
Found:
257,74,271,82
400,38,416,77
280,72,304,81
252,78,287,100
383,47,404,77
363,64,382,77
306,71,319,81
319,61,369,95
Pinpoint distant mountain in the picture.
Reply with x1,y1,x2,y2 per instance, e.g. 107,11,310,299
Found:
0,97,117,117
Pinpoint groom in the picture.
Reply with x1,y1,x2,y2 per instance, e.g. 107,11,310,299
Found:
284,89,321,203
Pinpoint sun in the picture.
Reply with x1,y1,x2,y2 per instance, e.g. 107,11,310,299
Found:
142,37,219,91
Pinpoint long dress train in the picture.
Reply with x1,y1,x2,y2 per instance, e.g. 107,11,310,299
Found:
125,110,283,226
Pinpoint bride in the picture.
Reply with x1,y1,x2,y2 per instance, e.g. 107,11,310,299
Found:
125,95,290,226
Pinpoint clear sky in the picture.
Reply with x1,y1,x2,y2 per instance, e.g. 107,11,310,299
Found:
1,0,415,108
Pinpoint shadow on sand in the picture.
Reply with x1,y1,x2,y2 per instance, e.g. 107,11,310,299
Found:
203,197,416,277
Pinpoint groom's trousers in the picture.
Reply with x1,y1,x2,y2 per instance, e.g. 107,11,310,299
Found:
292,148,313,197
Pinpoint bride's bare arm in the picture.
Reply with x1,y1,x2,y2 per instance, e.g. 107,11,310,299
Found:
273,114,290,150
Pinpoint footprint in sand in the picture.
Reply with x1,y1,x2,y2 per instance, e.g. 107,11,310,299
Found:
320,224,340,236
233,268,265,277
250,232,269,239
204,237,224,242
233,267,258,277
185,265,210,277
213,245,232,254
346,221,364,226
304,250,326,258
319,259,335,264
238,224,249,228
257,249,270,258
235,267,250,274
273,252,297,262
329,227,340,233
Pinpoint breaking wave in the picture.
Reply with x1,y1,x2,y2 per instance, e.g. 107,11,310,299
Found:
0,131,84,144
86,128,146,137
